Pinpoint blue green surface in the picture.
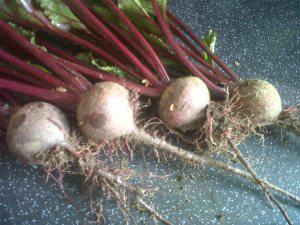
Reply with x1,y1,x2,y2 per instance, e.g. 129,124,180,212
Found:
0,0,299,224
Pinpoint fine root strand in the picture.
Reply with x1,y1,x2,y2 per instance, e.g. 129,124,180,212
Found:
228,140,294,225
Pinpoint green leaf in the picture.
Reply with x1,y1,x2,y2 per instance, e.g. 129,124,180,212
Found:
118,0,164,16
92,5,120,24
159,57,178,68
34,0,86,30
76,52,137,81
143,32,170,51
99,65,129,79
118,0,166,34
75,52,95,64
158,0,167,19
9,23,37,45
203,30,217,64
0,0,40,24
29,63,52,74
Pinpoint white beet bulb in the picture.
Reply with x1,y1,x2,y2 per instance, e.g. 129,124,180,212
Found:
77,82,135,142
158,76,210,130
235,80,282,125
7,102,70,163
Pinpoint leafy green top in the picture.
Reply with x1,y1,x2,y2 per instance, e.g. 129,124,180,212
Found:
35,0,86,30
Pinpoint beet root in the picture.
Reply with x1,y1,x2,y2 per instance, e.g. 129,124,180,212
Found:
77,82,135,141
158,76,210,131
234,80,282,125
7,102,70,163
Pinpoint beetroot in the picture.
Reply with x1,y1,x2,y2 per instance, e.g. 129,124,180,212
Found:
7,102,70,163
234,80,282,125
158,76,210,130
77,82,135,141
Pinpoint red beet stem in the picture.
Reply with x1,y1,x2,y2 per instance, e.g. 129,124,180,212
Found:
63,0,163,87
35,38,92,89
36,38,87,67
103,0,170,84
55,31,144,81
0,78,79,111
167,11,240,82
0,48,65,88
70,27,138,69
18,0,53,29
179,45,232,83
114,4,224,83
92,13,160,78
195,65,227,84
110,5,228,85
0,34,27,53
169,23,203,58
0,66,52,88
59,62,92,90
170,23,233,85
59,59,163,97
7,9,138,78
170,22,231,84
107,7,227,84
0,90,19,107
0,21,88,94
22,20,144,81
80,25,144,72
151,0,225,94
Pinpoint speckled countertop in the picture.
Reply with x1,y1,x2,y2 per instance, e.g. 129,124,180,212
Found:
0,0,299,224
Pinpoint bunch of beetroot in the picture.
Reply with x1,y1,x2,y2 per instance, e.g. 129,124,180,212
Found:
0,0,299,224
